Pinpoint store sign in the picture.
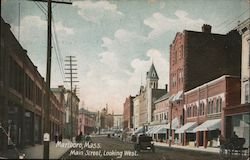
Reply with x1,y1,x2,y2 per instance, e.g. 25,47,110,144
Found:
43,133,50,141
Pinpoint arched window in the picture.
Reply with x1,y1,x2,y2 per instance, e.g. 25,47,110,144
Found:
194,105,197,117
216,99,219,113
219,97,222,112
202,102,205,115
208,101,210,114
211,100,214,114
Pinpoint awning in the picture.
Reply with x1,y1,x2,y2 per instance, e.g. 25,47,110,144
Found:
134,126,144,134
169,94,175,102
145,125,155,134
173,90,183,102
166,117,179,130
192,119,221,132
155,125,167,134
148,125,162,134
175,122,197,134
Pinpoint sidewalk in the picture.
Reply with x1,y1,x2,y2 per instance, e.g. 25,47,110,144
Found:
0,139,71,159
154,141,219,153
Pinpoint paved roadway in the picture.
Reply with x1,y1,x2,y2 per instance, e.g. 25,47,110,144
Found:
61,135,223,160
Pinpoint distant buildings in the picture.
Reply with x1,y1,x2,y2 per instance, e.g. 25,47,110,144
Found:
98,105,114,131
123,96,134,129
78,108,96,135
113,114,123,131
131,64,167,132
64,90,79,139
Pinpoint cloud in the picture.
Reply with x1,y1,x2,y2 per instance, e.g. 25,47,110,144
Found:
73,0,123,23
11,16,74,42
101,29,148,62
79,48,169,114
144,10,205,39
128,49,169,91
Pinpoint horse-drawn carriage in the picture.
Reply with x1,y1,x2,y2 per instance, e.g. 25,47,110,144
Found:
219,137,249,160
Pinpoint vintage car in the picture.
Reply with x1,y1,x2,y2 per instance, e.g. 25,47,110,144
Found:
134,134,155,153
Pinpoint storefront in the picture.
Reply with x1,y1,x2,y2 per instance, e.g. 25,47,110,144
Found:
225,104,250,149
192,119,221,148
175,122,197,146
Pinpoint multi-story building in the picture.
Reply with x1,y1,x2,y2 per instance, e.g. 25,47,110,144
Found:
123,96,134,129
180,75,240,148
133,64,167,133
78,108,96,135
153,93,169,125
224,18,250,149
150,92,170,142
99,105,114,130
168,24,242,145
0,17,65,150
133,93,141,129
113,114,123,131
64,90,79,139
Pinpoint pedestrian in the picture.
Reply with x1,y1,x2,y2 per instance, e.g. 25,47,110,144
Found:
59,134,62,142
55,132,58,143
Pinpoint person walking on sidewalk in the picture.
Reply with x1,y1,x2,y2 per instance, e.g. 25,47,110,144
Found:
59,134,62,142
55,132,59,143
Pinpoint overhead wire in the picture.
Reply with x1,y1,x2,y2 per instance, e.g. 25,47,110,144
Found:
216,8,250,32
52,15,67,85
34,1,67,86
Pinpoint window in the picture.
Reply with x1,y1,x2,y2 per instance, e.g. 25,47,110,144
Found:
174,51,177,64
211,100,214,114
193,105,197,117
219,98,222,112
216,99,219,113
208,101,210,114
245,83,249,103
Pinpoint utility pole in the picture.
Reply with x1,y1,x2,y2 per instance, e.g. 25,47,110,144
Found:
64,56,78,141
27,0,72,159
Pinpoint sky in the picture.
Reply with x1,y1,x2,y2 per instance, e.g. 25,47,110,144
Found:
1,0,249,114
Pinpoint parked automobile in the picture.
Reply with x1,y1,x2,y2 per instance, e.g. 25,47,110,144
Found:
134,134,155,153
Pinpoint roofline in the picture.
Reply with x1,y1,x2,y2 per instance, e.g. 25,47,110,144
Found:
184,75,240,95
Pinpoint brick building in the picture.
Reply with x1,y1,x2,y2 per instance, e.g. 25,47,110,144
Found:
0,17,65,150
78,108,96,135
180,75,241,148
168,24,242,145
123,95,134,129
64,91,79,139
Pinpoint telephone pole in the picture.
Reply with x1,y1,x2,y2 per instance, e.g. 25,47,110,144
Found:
64,56,79,141
27,0,72,159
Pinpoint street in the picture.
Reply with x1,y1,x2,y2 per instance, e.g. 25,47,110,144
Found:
61,136,220,160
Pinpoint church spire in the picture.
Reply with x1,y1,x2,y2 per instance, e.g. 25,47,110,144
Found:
146,63,159,80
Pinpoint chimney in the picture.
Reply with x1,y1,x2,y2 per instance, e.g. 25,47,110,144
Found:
202,24,212,33
165,84,168,92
